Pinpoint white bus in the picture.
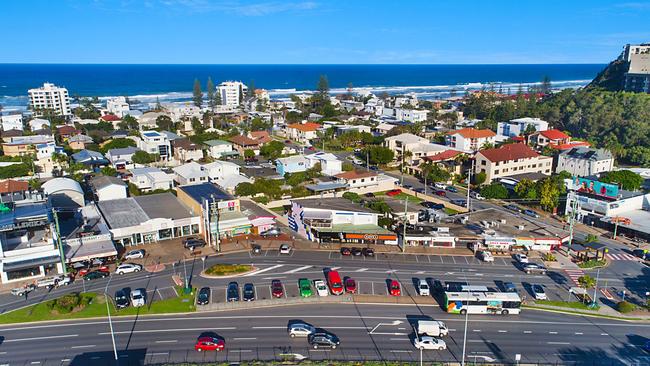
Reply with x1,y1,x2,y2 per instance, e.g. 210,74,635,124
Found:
444,291,522,315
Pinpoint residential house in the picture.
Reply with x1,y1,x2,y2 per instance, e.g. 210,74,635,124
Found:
71,150,109,168
384,133,429,159
203,161,251,193
286,122,321,144
90,175,128,201
172,138,203,162
167,103,201,122
68,134,94,150
129,167,173,192
109,130,128,139
304,152,342,176
138,131,171,160
334,170,379,189
57,125,79,140
204,139,235,159
556,147,614,177
35,142,65,176
28,118,50,132
276,155,309,176
137,112,166,130
530,129,591,150
1,129,23,141
497,117,549,141
99,114,121,129
335,125,372,136
106,96,130,118
0,111,23,131
373,122,395,136
229,135,262,155
446,128,497,153
2,135,55,157
172,162,208,186
395,108,428,122
0,179,29,203
106,146,139,169
474,143,553,182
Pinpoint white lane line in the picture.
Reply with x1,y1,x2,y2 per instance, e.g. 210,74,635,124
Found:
155,340,178,343
284,265,312,274
147,352,169,356
498,330,507,333
229,350,252,352
467,340,488,343
31,362,41,365
355,268,368,272
61,359,70,362
416,271,425,274
244,264,284,276
262,276,286,280
601,333,609,336
549,331,558,334
472,329,482,332
448,329,457,332
548,342,571,345
99,327,236,335
71,345,96,349
389,338,410,341
523,331,532,334
252,326,284,329
390,350,411,353
233,337,257,340
574,332,583,335
331,267,341,271
5,334,78,342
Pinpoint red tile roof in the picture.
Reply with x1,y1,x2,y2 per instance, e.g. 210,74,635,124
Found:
250,131,272,144
334,170,377,180
0,179,29,194
540,129,569,140
550,141,591,150
100,114,120,122
229,135,260,146
57,125,78,135
287,122,321,132
447,128,496,139
478,143,540,162
423,150,462,162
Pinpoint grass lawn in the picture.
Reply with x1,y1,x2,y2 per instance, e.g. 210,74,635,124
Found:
115,287,195,316
204,264,254,276
536,299,600,311
578,259,608,269
269,206,285,213
444,207,460,215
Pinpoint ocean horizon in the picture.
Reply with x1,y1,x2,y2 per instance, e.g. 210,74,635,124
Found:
0,63,605,110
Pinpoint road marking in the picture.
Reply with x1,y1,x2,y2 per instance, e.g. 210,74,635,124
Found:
355,268,368,272
464,257,469,264
498,330,507,333
31,362,41,365
549,331,558,334
448,329,457,332
244,264,284,276
331,267,341,271
472,329,481,332
229,350,252,352
415,256,419,263
284,265,312,274
467,340,488,343
71,345,95,349
547,342,571,345
574,332,583,335
61,359,70,362
427,255,432,263
389,338,410,341
416,271,425,274
601,333,609,336
523,331,532,333
451,256,456,264
390,350,411,353
147,352,169,356
233,337,257,340
252,326,285,329
99,327,236,335
155,340,178,343
262,276,286,280
5,334,78,342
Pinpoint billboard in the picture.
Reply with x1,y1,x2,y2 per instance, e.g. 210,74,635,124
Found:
570,177,619,199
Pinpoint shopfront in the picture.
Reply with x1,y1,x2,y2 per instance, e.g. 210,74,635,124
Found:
483,237,516,252
314,229,398,245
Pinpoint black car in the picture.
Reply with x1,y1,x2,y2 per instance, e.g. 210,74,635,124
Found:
414,188,426,194
197,287,211,305
632,249,649,260
351,247,362,256
362,248,374,257
504,204,521,213
115,289,129,309
184,238,206,249
308,332,340,349
243,283,255,301
83,271,109,281
421,201,444,210
227,282,240,302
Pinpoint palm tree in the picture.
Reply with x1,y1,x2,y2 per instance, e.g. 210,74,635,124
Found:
400,150,413,186
420,162,434,195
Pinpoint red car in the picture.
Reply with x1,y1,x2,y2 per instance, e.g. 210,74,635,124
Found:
271,279,284,298
194,336,225,352
386,189,402,197
344,278,357,294
77,266,109,276
388,280,401,296
340,247,351,256
435,190,446,197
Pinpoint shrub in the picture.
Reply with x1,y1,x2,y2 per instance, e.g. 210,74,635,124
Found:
52,293,82,314
577,275,596,289
542,253,557,262
205,264,253,276
616,301,636,313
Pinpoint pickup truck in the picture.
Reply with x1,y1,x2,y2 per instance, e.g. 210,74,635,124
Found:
11,284,36,296
36,275,70,288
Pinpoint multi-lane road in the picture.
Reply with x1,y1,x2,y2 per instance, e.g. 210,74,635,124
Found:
1,249,649,365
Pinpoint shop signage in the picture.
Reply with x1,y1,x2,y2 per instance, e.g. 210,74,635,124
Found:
345,233,397,241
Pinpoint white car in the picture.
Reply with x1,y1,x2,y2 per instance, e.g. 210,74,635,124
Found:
314,280,328,296
532,284,547,300
469,191,485,200
115,263,142,275
130,289,146,307
288,322,316,338
514,253,529,263
413,336,447,350
417,279,430,296
279,244,292,255
434,182,446,190
479,250,494,262
124,249,145,260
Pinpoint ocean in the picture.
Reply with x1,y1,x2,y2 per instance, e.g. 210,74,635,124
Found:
0,64,605,110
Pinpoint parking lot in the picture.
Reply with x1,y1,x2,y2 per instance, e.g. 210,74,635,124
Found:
326,251,521,267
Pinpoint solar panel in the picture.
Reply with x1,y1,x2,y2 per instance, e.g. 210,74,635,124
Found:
178,183,232,203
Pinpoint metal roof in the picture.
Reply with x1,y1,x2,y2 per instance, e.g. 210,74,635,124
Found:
177,183,233,204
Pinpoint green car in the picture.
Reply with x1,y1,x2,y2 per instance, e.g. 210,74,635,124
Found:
298,278,313,297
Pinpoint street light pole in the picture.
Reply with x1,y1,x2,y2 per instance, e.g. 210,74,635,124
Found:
402,198,408,253
461,269,470,366
592,268,600,308
104,275,118,362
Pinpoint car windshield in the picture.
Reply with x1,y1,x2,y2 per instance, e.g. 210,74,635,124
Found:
391,283,399,289
132,293,142,299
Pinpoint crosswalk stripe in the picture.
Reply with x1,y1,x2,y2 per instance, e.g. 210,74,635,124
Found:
243,264,284,277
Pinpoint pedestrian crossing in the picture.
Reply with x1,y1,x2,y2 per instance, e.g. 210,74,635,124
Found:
564,269,585,285
605,253,638,261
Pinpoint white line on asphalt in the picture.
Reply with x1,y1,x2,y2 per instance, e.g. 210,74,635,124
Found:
355,268,368,272
498,330,507,333
427,255,432,263
0,352,6,355
229,350,252,352
451,256,456,264
252,326,284,329
467,340,487,343
147,352,169,356
284,265,312,274
233,337,258,340
244,264,284,276
390,350,411,353
70,345,95,349
574,332,583,335
155,340,178,343
389,338,410,341
31,362,40,365
61,359,70,362
416,271,425,274
601,333,609,336
415,256,419,263
5,334,78,342
549,331,558,334
448,329,457,332
263,276,286,280
99,327,236,335
472,329,481,332
547,342,571,345
331,267,341,271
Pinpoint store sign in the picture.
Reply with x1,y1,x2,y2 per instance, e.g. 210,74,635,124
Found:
570,177,619,199
575,195,609,214
345,233,397,241
217,200,237,209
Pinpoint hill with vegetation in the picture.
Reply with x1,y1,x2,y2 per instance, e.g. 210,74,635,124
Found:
585,58,629,91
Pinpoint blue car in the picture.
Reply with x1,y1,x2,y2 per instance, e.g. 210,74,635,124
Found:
523,209,540,218
446,186,458,193
644,340,650,352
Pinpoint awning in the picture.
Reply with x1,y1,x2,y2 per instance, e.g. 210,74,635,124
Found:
2,255,61,271
64,240,118,263
302,210,332,220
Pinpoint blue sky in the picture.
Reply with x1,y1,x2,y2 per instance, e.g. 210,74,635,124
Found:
2,0,650,64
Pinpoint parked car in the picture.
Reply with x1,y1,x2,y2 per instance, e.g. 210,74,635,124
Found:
299,278,313,297
11,284,36,297
227,282,240,302
451,199,467,206
632,249,649,260
124,249,145,260
314,280,328,296
362,248,375,257
446,186,458,193
414,187,425,194
532,284,547,300
197,287,211,305
469,191,485,200
369,166,379,171
386,189,402,197
83,271,109,281
115,263,142,275
514,253,529,263
279,244,292,255
308,332,340,349
271,279,284,298
288,322,315,338
522,263,547,274
434,190,446,197
504,204,521,213
388,280,401,296
261,228,281,237
344,278,357,294
503,282,518,293
130,289,146,307
351,247,362,256
251,244,262,255
478,250,494,262
340,247,351,256
184,238,206,249
434,182,446,190
413,335,447,350
417,279,430,296
523,209,540,218
115,289,130,309
194,336,225,352
243,283,255,301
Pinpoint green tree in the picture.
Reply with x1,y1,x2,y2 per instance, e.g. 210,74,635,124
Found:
132,150,158,164
235,182,257,197
317,75,329,99
193,78,202,107
514,178,538,200
600,170,643,191
191,117,204,134
342,192,361,203
238,84,244,105
118,115,139,130
244,149,255,159
156,115,174,132
538,177,560,211
480,183,509,199
578,275,596,289
541,75,552,95
473,171,487,186
248,80,255,98
207,77,215,109
0,164,31,179
342,162,354,171
250,117,271,131
364,146,394,165
99,138,136,154
259,140,285,160
368,200,392,215
100,166,117,176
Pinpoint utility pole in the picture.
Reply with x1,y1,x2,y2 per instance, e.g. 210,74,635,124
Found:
461,269,470,366
400,152,405,186
466,160,473,218
366,150,370,172
591,268,600,308
104,275,118,363
402,198,408,253
567,192,578,250
52,209,67,275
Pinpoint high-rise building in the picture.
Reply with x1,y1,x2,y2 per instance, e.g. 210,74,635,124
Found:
28,83,71,116
217,81,248,107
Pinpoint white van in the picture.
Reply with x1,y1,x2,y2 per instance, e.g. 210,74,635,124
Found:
470,191,485,200
417,279,430,296
416,320,448,337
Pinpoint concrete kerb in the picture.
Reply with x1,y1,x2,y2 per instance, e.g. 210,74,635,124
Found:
523,304,650,322
199,265,259,279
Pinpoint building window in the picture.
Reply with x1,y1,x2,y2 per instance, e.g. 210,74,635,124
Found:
191,224,200,234
481,160,486,166
494,170,499,175
159,228,172,240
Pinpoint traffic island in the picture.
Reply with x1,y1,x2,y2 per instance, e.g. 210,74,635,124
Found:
200,264,257,278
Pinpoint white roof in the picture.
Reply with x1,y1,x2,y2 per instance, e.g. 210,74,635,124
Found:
215,174,252,190
375,122,396,131
305,152,339,162
385,133,428,143
277,155,308,165
130,167,172,182
173,161,207,178
42,178,83,196
203,160,239,170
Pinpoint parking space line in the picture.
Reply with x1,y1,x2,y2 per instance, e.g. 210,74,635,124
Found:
263,250,269,257
427,255,431,263
415,256,419,263
451,256,456,264
438,255,444,263
372,282,375,295
464,257,469,264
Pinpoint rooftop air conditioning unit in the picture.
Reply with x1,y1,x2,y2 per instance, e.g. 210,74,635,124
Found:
516,225,525,230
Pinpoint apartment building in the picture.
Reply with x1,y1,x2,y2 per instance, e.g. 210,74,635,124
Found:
106,97,130,118
218,81,248,107
474,143,553,182
556,147,614,177
28,83,71,116
0,111,23,131
497,117,549,140
286,122,321,144
137,130,171,160
446,128,496,153
624,53,650,93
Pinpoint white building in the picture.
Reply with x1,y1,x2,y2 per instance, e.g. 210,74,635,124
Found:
129,167,173,192
28,83,71,116
90,175,128,201
203,161,252,193
167,103,202,122
204,139,234,159
1,112,23,131
497,117,549,140
395,108,428,122
218,81,248,107
106,97,130,118
305,152,343,176
172,162,209,186
445,128,497,153
28,118,50,132
137,131,171,160
556,147,615,177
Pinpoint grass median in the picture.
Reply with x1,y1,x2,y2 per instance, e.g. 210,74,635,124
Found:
535,299,600,311
204,264,254,276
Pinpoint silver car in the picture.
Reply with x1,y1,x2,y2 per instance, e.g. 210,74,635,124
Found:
288,322,315,338
115,263,143,275
124,249,145,259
